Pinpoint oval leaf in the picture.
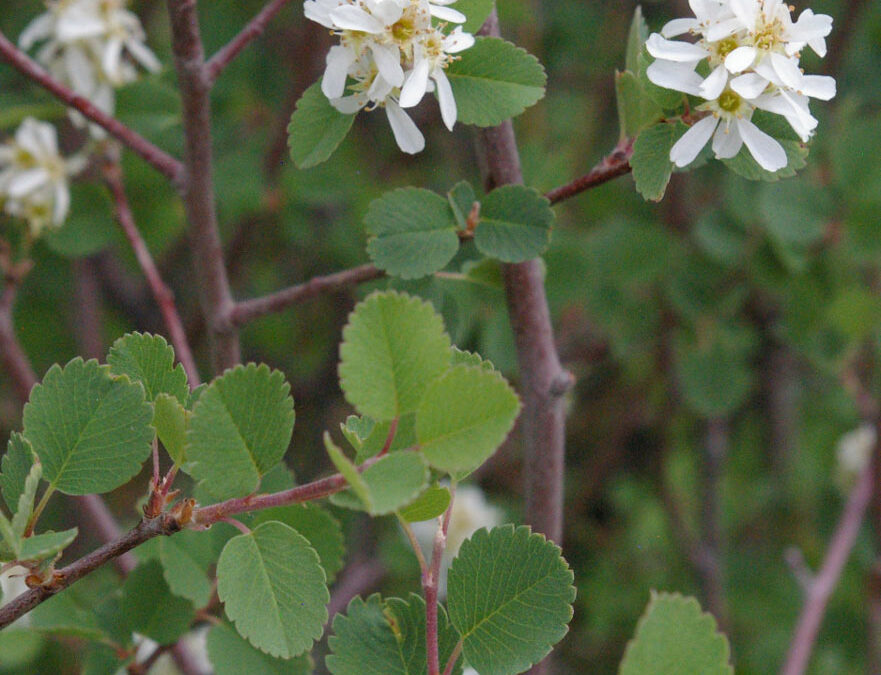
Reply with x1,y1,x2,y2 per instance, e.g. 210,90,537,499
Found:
23,358,153,495
474,185,554,263
288,81,356,169
365,187,460,280
121,560,196,645
186,364,295,501
417,365,520,473
339,291,451,420
447,37,546,127
1,433,36,514
107,332,189,403
447,525,575,675
207,622,312,675
218,521,329,658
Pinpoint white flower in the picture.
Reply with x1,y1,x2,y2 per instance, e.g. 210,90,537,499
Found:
20,0,159,134
0,118,85,236
644,0,834,171
835,424,876,491
409,485,504,598
304,0,474,153
0,565,31,628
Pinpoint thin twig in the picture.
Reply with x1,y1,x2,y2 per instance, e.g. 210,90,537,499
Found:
205,0,293,84
698,418,730,633
442,641,463,675
544,138,634,205
102,156,201,387
166,0,240,372
780,455,875,675
0,281,37,403
425,493,455,675
0,31,183,182
228,263,385,327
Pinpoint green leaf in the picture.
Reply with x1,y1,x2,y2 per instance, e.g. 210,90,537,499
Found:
107,332,189,403
631,122,686,201
447,525,575,675
417,365,520,473
1,433,36,514
186,363,295,501
325,433,373,509
121,560,196,645
447,181,477,231
217,521,329,658
153,393,190,465
157,529,215,608
674,330,754,416
637,50,685,110
339,291,452,420
455,0,495,33
616,70,663,139
18,527,78,562
722,140,807,181
447,37,546,127
626,6,649,74
327,593,462,675
23,358,154,495
365,187,460,279
620,592,733,675
207,622,312,675
288,81,356,169
252,502,345,583
474,185,554,263
450,346,495,370
398,485,451,522
11,457,40,538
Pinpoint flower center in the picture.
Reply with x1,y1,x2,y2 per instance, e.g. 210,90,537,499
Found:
718,89,742,113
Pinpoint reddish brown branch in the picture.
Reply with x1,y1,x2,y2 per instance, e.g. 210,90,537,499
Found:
0,31,182,182
544,139,634,205
227,263,385,327
166,0,240,372
102,157,201,387
205,0,293,84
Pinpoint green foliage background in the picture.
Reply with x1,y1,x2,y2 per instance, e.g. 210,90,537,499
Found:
2,0,881,672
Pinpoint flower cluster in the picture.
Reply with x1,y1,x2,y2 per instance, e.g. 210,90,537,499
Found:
645,0,835,171
19,0,160,134
304,0,474,153
0,118,85,236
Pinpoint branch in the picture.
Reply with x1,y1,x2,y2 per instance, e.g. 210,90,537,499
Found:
0,31,183,183
228,263,385,327
205,0,293,85
698,417,730,632
780,453,875,675
0,513,182,629
102,156,201,387
166,0,240,372
473,12,572,553
544,138,634,205
0,274,37,403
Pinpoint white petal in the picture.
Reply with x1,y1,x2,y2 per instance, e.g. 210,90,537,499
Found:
399,59,431,108
724,46,757,73
645,34,708,62
367,72,394,101
329,5,385,33
304,0,341,28
56,12,106,41
8,169,50,198
730,0,758,30
807,36,827,58
443,26,474,53
364,0,404,25
371,43,405,88
736,117,787,171
433,68,456,130
19,14,53,49
700,64,728,100
64,45,97,95
102,37,125,80
754,57,782,87
801,74,836,100
705,17,746,42
711,120,743,158
646,60,703,96
331,93,367,114
670,116,718,167
322,46,355,99
126,38,161,73
430,5,466,23
769,52,803,90
385,100,425,154
52,181,70,225
661,18,698,38
730,72,768,99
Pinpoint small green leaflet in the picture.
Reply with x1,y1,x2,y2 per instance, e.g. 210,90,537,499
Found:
23,358,154,495
1,433,36,514
327,593,462,675
631,122,687,202
615,70,663,140
625,5,649,74
11,458,42,539
398,485,451,522
157,529,215,608
447,37,546,127
152,393,190,465
417,364,520,473
619,592,733,675
186,363,295,501
288,81,356,169
107,332,189,403
474,185,554,262
339,291,451,421
447,181,477,231
365,187,460,279
121,560,196,645
207,622,312,675
447,525,575,675
17,528,78,562
217,521,329,658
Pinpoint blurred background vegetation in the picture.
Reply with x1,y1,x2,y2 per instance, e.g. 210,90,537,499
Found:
2,0,881,672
